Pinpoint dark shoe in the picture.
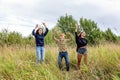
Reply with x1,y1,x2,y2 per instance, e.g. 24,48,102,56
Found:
66,66,69,71
59,65,62,70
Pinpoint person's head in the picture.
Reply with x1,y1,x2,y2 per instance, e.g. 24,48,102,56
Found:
79,31,86,38
59,33,65,40
36,28,43,34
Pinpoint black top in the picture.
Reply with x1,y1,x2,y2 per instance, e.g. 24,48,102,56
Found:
75,32,87,51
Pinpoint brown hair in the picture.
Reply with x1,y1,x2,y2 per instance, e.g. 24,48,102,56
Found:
59,33,66,37
36,28,43,34
79,31,84,37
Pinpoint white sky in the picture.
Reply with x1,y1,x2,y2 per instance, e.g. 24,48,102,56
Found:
0,0,120,36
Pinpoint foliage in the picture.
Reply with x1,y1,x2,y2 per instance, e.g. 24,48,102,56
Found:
0,29,9,44
56,14,119,45
103,28,118,42
57,14,77,35
23,35,35,46
0,29,35,46
7,31,22,45
44,30,54,45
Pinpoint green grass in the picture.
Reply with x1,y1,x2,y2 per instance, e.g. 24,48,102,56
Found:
0,44,120,80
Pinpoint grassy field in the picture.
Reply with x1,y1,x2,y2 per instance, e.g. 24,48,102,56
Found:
0,44,120,80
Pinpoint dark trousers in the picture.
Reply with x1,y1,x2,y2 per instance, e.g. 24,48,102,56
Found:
58,52,70,71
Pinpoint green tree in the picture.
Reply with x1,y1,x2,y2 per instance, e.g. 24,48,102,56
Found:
104,28,118,42
23,35,35,46
57,14,77,34
0,29,9,44
44,30,54,45
7,31,22,45
79,18,104,45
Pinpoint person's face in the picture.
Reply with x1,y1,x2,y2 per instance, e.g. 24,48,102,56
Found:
81,32,86,38
60,35,65,40
38,29,43,34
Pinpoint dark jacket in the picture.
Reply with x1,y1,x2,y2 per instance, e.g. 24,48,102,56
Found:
75,32,87,51
32,28,49,46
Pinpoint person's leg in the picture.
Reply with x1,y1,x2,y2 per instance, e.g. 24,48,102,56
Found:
84,53,87,65
41,47,45,62
77,54,82,70
36,46,41,63
64,52,70,71
58,52,62,69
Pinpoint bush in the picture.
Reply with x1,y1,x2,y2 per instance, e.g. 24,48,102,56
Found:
103,28,118,42
7,31,22,45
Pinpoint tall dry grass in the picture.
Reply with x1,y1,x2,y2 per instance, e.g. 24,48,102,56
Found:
0,44,120,80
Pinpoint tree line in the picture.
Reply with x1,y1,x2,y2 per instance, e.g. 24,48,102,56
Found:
0,29,34,47
0,14,120,47
57,14,120,45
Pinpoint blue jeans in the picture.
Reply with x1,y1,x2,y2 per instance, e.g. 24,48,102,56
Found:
58,52,70,71
36,46,45,63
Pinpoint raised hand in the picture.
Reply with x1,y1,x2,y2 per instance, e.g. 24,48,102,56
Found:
75,23,78,29
66,32,71,35
42,22,46,28
35,24,38,29
75,23,78,32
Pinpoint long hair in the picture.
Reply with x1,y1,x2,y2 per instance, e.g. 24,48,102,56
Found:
36,28,43,34
79,31,84,38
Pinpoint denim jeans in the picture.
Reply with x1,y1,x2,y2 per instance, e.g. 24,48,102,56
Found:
36,46,45,63
58,52,70,71
78,48,87,54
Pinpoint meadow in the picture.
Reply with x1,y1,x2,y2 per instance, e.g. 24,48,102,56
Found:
0,44,120,80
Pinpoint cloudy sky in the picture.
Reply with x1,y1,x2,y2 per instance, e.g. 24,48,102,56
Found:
0,0,120,36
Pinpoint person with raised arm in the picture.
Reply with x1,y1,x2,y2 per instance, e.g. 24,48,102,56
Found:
75,23,88,70
32,22,49,63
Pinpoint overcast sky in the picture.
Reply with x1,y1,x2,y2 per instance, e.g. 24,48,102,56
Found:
0,0,120,36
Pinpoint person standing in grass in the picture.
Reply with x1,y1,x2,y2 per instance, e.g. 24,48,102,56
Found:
75,23,88,70
32,22,49,63
53,32,72,71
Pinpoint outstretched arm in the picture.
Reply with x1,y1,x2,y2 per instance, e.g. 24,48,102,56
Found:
42,22,49,36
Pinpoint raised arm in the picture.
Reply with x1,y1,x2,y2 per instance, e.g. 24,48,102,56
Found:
75,23,79,43
66,32,72,42
32,24,38,36
42,22,49,36
52,32,59,42
75,23,78,32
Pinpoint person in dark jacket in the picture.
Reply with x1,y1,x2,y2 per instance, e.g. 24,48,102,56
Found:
75,23,88,70
32,22,49,63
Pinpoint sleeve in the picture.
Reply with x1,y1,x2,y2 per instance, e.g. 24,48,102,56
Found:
32,29,36,36
85,39,88,45
52,34,59,43
43,28,49,37
75,32,78,43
